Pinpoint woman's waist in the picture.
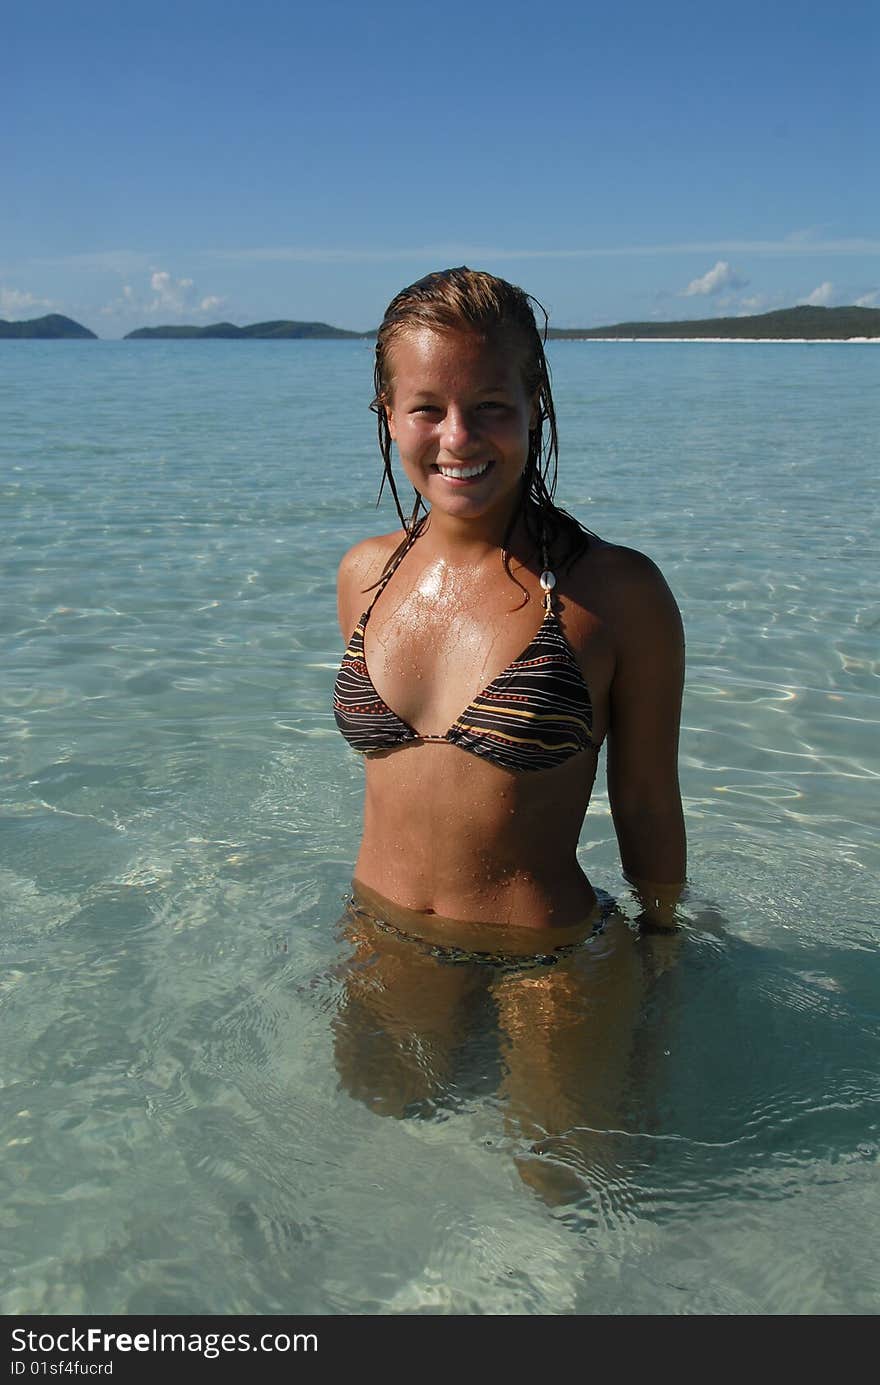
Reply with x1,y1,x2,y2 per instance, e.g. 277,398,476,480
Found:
349,877,607,956
352,847,596,931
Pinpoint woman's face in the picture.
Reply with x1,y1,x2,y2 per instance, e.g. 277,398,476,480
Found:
384,327,537,528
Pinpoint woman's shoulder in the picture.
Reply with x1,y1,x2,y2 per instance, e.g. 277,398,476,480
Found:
337,529,407,588
577,535,670,585
568,536,683,643
336,529,407,636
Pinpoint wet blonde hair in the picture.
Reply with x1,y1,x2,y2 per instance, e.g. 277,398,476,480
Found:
370,266,590,579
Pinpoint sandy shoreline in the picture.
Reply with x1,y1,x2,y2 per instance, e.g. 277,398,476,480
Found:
560,336,880,344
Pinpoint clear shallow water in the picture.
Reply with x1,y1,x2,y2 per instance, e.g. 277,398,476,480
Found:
1,340,878,1315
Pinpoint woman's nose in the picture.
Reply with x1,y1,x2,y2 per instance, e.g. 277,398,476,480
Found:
440,407,479,454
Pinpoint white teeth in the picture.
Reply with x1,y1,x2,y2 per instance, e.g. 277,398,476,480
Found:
438,462,489,479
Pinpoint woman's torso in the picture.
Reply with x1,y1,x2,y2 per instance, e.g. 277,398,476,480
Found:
336,528,618,929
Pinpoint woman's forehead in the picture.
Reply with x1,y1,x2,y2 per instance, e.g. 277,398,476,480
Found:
385,325,530,390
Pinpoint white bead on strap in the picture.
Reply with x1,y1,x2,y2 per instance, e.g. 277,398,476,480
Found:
539,568,556,613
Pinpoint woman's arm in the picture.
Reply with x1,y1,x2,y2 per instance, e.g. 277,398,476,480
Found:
604,548,686,927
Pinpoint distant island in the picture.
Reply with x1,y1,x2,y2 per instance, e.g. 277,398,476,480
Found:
547,304,880,341
130,305,879,343
0,314,97,339
3,304,879,342
124,319,365,340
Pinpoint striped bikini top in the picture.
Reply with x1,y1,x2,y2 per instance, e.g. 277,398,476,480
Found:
334,543,600,775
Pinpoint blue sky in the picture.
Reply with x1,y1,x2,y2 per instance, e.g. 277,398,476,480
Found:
4,0,877,337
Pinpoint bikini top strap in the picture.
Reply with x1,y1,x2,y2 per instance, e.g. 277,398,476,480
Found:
539,527,556,615
364,524,557,621
362,536,415,619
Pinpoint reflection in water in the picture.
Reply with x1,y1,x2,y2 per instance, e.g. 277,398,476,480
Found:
331,888,683,1206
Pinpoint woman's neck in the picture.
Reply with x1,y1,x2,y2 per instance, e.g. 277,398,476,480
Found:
415,501,539,569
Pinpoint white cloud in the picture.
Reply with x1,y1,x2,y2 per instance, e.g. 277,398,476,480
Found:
148,270,196,313
855,289,879,308
739,294,768,312
1,285,55,317
101,270,225,322
799,281,834,306
682,261,748,297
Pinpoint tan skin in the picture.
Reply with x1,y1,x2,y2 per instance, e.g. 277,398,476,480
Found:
333,326,685,1200
337,325,686,930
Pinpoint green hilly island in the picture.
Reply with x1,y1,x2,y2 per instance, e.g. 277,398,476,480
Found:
3,305,879,341
547,304,880,340
0,314,97,339
125,319,365,340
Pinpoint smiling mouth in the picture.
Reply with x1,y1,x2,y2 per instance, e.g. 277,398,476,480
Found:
435,461,492,481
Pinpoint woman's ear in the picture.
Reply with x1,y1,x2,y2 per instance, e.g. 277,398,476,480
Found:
384,400,397,441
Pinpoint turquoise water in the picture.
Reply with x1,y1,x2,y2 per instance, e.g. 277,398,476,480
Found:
1,340,878,1314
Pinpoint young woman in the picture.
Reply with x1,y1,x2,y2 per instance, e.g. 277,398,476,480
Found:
335,267,685,934
332,268,685,1181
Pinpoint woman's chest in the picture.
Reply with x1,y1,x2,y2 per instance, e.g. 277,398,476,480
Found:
363,584,614,742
